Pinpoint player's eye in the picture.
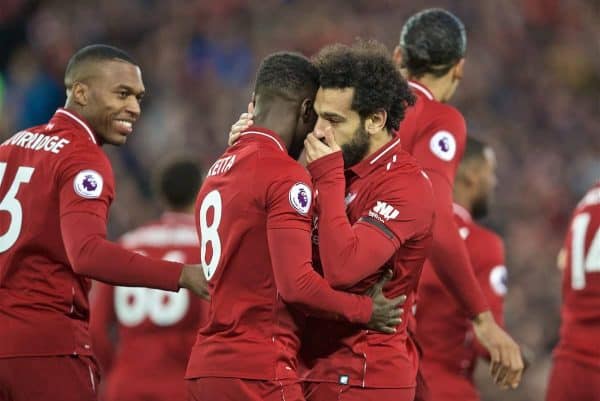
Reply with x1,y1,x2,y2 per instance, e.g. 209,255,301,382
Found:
118,90,129,99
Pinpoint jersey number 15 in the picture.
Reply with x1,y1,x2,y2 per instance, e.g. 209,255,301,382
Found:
0,163,34,253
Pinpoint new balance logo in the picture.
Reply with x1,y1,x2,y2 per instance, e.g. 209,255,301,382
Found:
370,201,399,221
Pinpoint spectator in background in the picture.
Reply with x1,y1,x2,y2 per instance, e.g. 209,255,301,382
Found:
91,157,208,401
416,137,509,401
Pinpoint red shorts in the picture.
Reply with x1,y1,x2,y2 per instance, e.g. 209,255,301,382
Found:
187,377,304,401
304,382,415,401
546,357,600,401
0,355,100,401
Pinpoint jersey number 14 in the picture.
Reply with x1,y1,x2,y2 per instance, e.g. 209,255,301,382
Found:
571,212,600,290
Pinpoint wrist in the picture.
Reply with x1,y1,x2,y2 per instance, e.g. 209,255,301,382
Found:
307,151,344,181
472,310,493,326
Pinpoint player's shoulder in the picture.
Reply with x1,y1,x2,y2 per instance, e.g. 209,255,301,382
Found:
257,150,310,182
468,221,504,250
385,150,433,191
575,183,600,215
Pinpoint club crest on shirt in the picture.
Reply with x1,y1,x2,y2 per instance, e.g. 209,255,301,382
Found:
73,169,103,199
429,131,457,161
489,265,508,296
289,182,312,215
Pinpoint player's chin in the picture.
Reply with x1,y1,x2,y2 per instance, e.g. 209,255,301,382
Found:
106,132,128,146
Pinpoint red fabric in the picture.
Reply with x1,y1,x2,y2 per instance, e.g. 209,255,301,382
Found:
185,127,372,382
187,377,304,401
416,206,506,400
546,356,600,401
61,212,182,290
0,109,178,359
302,138,435,388
0,355,100,401
397,82,489,317
553,182,600,369
304,381,416,401
89,213,208,401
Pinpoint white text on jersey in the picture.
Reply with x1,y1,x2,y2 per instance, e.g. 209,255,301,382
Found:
369,201,400,221
207,155,236,177
1,131,70,154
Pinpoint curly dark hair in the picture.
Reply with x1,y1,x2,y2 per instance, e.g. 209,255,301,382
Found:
399,8,466,78
313,40,415,132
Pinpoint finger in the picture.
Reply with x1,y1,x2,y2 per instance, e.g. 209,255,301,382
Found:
510,368,523,389
248,101,254,114
322,126,340,150
489,347,501,375
378,325,396,334
390,294,407,307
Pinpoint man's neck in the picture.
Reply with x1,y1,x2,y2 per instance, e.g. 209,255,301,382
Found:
412,76,450,103
364,129,394,160
452,189,473,215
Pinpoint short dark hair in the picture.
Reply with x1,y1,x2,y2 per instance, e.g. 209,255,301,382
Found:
399,8,467,78
156,158,203,210
64,44,137,87
254,52,319,101
462,136,487,164
314,39,415,132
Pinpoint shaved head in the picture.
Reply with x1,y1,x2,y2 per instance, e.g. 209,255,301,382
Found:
64,44,137,89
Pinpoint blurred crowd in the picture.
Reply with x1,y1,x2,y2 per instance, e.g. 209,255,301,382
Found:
1,0,598,399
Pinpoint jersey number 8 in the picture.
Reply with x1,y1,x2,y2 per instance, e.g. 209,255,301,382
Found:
199,190,222,281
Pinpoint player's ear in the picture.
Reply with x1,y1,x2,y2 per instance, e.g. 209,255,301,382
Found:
365,110,387,135
71,81,89,106
452,58,465,81
300,98,315,124
392,46,404,68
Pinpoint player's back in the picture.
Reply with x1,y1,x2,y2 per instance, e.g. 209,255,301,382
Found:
0,109,111,357
186,127,310,382
396,81,466,186
555,182,600,368
93,213,207,401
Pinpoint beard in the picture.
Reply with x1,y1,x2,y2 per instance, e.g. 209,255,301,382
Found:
340,124,370,168
471,195,489,220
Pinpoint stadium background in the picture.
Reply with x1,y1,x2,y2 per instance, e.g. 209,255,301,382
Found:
0,0,597,400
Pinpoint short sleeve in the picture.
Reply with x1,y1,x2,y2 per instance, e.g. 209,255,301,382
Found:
355,173,434,248
57,145,115,220
411,107,466,186
264,160,313,232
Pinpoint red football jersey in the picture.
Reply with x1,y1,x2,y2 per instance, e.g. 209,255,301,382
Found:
302,137,435,388
90,212,207,401
553,181,600,369
396,80,489,317
0,108,182,359
0,109,114,357
416,203,507,400
185,127,372,382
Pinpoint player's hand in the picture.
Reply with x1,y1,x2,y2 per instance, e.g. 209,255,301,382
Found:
304,127,341,164
178,264,210,301
364,270,405,334
228,102,254,146
473,311,524,389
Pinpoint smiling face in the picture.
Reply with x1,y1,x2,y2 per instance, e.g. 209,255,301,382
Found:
75,59,145,145
313,87,370,167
